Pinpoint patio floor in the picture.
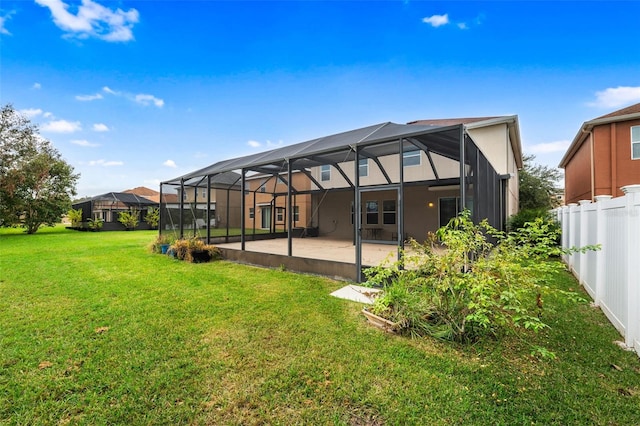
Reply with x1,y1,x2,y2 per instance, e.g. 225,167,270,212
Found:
217,237,401,267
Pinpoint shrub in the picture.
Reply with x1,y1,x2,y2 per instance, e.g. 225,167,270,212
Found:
67,208,83,227
118,209,139,230
168,237,222,263
144,207,160,229
149,234,174,254
87,217,104,231
365,210,591,343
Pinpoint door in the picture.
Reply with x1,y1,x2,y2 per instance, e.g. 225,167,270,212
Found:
261,206,271,230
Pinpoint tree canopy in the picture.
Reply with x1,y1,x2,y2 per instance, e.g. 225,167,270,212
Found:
0,104,79,233
519,154,563,211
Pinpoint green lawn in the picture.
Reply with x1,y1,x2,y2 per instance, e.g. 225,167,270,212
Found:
1,226,639,425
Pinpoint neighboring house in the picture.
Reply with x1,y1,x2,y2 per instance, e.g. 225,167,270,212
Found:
559,102,640,204
243,171,313,233
162,171,242,231
123,186,161,203
72,192,158,231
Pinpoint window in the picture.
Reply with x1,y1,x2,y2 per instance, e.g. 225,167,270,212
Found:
321,164,331,181
439,197,460,228
366,201,379,225
278,176,286,185
632,126,640,160
359,158,368,177
403,149,421,166
259,179,266,193
249,208,254,219
182,191,187,201
202,188,207,198
293,206,300,222
383,200,396,225
276,207,284,222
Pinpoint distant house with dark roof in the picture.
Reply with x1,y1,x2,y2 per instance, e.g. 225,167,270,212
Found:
559,103,640,204
72,191,159,231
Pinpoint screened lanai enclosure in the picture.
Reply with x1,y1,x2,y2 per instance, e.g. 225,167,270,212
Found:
161,121,518,281
72,192,158,231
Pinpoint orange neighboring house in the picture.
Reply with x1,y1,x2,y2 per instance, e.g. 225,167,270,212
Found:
560,102,640,204
244,171,313,233
124,186,160,203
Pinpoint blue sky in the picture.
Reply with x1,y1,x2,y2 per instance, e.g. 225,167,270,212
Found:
1,0,639,197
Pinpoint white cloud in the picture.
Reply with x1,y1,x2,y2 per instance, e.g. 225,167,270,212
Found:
163,159,177,168
43,111,53,118
457,22,468,30
35,0,139,42
247,140,261,148
20,108,43,118
71,139,100,147
527,140,571,154
422,14,449,28
87,159,123,166
76,93,103,101
92,123,109,132
135,94,164,108
33,82,42,90
102,86,118,95
589,86,640,108
0,13,13,36
41,119,81,133
102,86,164,108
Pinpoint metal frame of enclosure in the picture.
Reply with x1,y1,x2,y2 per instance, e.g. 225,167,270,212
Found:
160,122,508,281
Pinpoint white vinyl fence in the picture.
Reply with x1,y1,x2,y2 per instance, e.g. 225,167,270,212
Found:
554,185,640,357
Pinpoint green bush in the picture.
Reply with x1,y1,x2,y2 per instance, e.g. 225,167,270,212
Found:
365,210,591,343
87,217,104,231
67,208,83,227
144,207,160,229
118,209,139,230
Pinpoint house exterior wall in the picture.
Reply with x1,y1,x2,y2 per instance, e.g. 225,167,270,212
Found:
564,137,594,203
313,187,459,241
243,172,312,230
564,118,640,204
309,151,460,189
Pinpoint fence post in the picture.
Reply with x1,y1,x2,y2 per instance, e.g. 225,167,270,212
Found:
621,185,640,351
578,200,591,285
567,203,579,274
594,195,612,306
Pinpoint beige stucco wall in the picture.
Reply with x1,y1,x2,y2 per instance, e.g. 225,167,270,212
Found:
309,152,460,190
313,187,460,242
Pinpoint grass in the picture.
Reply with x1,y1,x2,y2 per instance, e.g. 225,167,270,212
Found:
1,225,639,425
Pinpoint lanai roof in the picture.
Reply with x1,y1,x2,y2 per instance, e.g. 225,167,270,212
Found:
163,122,462,185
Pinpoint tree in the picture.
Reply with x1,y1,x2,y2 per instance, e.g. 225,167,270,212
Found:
0,104,79,233
519,154,562,210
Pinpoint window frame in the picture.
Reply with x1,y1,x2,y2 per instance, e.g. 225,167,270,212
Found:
249,207,255,219
359,158,368,177
382,199,396,225
632,126,640,160
320,164,331,181
365,200,379,225
403,149,421,167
